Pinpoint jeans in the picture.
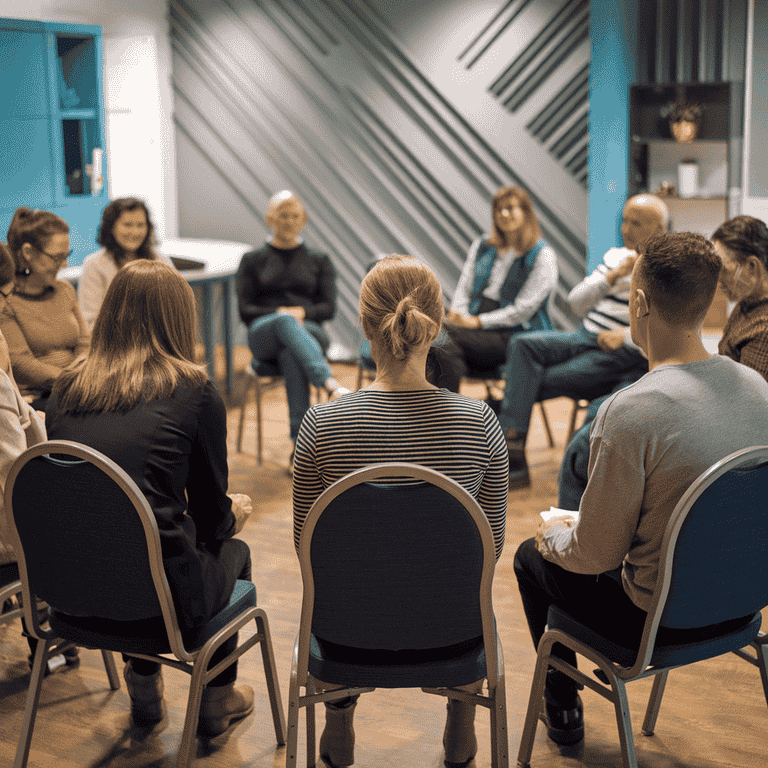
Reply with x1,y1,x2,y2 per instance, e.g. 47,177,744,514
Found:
497,327,647,434
248,314,332,440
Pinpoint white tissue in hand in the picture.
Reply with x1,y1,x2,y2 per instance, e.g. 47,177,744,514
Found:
540,506,579,522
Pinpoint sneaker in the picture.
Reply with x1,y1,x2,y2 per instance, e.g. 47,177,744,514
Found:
539,693,584,745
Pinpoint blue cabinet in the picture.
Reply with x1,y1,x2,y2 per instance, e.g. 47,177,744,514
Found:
0,18,107,267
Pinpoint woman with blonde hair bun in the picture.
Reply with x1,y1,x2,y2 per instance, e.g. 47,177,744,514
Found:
293,255,508,768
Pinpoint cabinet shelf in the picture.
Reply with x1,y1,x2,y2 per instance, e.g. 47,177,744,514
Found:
662,195,728,201
59,108,96,119
632,136,727,145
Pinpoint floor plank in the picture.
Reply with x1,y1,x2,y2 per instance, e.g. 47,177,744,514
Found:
1,358,766,767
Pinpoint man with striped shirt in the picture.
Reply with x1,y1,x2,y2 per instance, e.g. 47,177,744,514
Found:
496,194,669,488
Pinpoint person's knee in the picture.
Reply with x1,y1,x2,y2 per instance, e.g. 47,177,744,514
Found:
513,537,541,580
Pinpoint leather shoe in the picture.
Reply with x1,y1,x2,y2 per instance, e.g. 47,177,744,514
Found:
540,693,584,745
505,431,530,489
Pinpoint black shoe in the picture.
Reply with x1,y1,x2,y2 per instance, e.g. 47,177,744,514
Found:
507,446,530,489
540,693,584,745
484,394,501,415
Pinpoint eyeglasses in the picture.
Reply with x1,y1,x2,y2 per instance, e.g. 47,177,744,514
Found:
37,247,73,265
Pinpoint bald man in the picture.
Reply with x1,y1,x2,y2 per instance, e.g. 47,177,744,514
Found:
497,194,669,488
237,192,347,452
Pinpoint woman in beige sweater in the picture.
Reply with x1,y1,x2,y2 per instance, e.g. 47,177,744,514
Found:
1,208,89,408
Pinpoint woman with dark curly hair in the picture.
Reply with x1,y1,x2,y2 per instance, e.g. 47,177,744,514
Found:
79,197,173,329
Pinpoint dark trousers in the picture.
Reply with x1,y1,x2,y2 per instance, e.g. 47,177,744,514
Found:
127,538,251,686
513,537,750,698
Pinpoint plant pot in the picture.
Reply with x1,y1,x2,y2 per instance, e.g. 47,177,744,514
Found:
670,120,698,142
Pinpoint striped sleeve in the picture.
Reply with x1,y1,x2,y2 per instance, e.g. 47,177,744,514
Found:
477,403,508,560
292,406,322,552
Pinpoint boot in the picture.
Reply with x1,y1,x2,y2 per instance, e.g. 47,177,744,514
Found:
443,696,478,768
505,428,530,489
197,682,254,737
319,696,358,768
124,662,165,725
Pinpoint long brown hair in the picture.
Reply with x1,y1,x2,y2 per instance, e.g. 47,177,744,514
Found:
486,185,540,253
53,260,206,413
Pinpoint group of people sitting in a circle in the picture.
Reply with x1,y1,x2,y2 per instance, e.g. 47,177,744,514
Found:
2,186,768,767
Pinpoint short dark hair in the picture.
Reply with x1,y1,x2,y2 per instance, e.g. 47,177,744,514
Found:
6,207,69,270
636,232,722,327
96,197,156,267
711,215,768,270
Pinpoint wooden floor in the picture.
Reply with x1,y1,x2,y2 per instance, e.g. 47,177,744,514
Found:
1,357,766,768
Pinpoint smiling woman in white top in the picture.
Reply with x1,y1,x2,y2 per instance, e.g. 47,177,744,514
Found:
438,185,558,392
78,198,174,330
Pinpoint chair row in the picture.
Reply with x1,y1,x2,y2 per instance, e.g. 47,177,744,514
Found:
4,442,768,768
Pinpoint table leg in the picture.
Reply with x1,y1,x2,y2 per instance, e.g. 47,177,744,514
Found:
200,282,215,379
222,277,233,394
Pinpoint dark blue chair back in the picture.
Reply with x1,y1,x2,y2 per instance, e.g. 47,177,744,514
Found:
658,451,768,630
9,447,162,622
299,463,496,652
310,481,484,649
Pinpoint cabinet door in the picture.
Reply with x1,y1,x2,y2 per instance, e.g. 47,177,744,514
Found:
0,118,55,209
0,30,51,118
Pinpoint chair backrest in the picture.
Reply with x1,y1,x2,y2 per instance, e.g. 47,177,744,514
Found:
632,445,768,675
296,463,498,675
5,440,190,659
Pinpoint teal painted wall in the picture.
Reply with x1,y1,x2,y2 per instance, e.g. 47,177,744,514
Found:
588,0,637,271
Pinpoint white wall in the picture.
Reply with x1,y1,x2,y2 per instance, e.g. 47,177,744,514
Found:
0,0,177,239
742,0,768,221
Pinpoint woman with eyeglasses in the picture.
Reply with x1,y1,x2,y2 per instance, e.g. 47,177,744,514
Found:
440,185,558,393
0,207,89,409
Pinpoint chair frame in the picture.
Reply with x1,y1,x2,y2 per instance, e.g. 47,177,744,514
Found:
287,462,508,768
236,359,325,465
517,445,768,768
0,578,24,626
7,440,286,768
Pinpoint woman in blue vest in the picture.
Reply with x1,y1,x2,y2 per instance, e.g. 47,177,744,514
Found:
442,185,558,392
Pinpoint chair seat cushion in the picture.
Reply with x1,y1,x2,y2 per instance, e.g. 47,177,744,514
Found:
307,633,487,688
49,580,257,655
252,360,281,377
548,604,761,669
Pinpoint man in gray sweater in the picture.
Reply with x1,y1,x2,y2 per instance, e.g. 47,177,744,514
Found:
514,231,768,746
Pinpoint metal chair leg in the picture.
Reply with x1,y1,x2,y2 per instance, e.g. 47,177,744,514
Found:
536,401,556,448
102,649,120,690
236,371,254,454
490,674,510,768
641,669,668,735
566,399,588,444
255,375,264,465
611,676,638,768
14,637,53,768
515,643,550,768
255,610,287,744
756,637,768,709
176,658,208,768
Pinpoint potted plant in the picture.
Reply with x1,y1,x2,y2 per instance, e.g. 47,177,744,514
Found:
662,102,704,142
